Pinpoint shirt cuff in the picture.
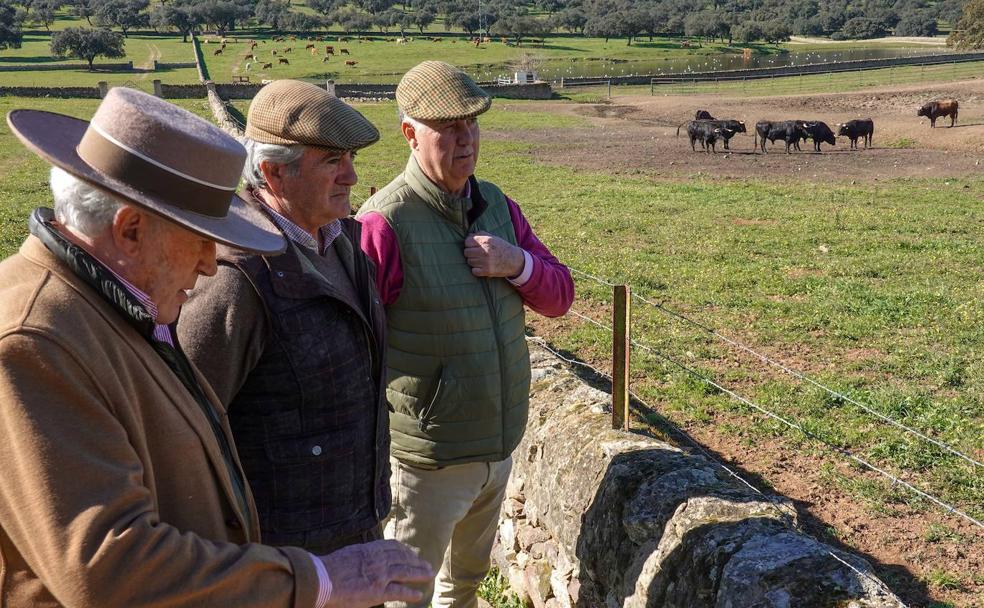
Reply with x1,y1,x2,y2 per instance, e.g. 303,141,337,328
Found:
508,250,534,287
310,553,333,608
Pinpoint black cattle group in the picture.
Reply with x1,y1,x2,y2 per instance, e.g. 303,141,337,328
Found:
681,98,961,155
679,110,872,154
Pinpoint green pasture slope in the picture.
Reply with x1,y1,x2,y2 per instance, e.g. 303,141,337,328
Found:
0,12,200,87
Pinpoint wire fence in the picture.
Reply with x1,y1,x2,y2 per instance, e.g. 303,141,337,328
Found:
650,60,984,97
538,266,984,531
528,335,907,604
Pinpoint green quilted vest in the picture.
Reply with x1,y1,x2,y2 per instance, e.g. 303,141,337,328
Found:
358,157,531,468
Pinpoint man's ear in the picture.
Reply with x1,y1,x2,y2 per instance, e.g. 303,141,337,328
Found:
110,206,147,258
401,121,417,150
259,160,287,196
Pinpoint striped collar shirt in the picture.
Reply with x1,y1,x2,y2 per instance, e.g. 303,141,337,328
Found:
104,265,175,347
261,204,342,256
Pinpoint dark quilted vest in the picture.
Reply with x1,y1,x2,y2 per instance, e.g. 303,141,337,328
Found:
221,218,390,547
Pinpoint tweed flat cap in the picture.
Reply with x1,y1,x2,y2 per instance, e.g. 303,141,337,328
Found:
246,79,379,150
397,61,491,121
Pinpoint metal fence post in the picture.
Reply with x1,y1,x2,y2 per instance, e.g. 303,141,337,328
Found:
612,284,631,431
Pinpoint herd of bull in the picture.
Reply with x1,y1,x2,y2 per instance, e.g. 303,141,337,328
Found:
676,98,959,154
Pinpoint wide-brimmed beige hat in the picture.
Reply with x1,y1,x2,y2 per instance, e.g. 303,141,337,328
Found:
245,79,379,150
7,87,285,254
397,61,491,121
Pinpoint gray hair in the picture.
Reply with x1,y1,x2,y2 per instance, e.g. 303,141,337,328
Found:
49,167,122,237
398,109,423,131
241,138,305,190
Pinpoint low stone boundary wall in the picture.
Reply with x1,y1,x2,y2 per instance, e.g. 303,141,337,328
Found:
0,62,133,72
154,61,197,70
493,343,904,607
0,86,102,98
205,82,243,138
192,34,209,82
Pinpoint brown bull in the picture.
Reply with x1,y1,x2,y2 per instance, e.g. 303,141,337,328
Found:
917,98,958,128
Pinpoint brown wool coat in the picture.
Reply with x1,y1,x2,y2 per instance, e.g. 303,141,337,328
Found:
0,236,318,607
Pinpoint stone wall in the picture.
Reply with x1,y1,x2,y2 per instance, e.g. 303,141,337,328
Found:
160,83,207,98
493,343,905,608
192,34,209,82
0,86,102,98
0,62,133,72
154,61,197,70
205,82,244,138
481,82,554,99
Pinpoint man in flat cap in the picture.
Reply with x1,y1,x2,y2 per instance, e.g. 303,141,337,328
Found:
0,87,430,607
179,79,391,556
357,61,574,607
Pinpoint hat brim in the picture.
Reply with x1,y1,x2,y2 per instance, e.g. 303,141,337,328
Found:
7,110,286,255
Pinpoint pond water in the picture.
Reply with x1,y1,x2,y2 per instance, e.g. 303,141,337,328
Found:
487,45,957,82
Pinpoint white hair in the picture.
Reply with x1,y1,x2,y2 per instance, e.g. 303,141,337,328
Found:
49,167,122,237
241,138,305,190
399,111,425,131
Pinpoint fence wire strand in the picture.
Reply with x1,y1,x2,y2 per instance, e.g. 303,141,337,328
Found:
564,306,984,531
527,330,910,604
568,267,983,470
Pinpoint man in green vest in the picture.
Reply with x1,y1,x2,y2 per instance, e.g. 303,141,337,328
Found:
357,61,574,608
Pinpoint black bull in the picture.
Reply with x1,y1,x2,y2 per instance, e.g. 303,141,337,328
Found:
676,119,747,151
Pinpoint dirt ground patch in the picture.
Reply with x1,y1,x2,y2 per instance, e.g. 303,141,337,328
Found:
497,79,984,184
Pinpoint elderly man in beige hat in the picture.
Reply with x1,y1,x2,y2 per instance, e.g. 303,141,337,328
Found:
179,79,392,557
357,61,574,607
0,87,431,607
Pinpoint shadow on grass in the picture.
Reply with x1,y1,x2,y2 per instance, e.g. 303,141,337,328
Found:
538,339,936,608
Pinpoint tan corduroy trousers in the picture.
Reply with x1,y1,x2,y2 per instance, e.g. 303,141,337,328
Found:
384,456,513,608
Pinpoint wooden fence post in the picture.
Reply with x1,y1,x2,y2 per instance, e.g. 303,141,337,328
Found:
612,284,630,431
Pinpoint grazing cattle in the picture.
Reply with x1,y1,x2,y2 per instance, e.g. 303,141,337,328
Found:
272,50,278,55
677,118,745,151
322,56,331,62
283,47,292,53
917,98,958,128
755,120,808,154
695,110,715,120
706,119,746,150
326,45,334,54
837,119,874,150
245,62,252,71
213,49,222,55
288,35,297,41
278,57,289,65
799,121,836,152
340,48,350,55
250,42,258,49
677,121,730,153
310,48,318,56
305,43,316,49
262,62,272,69
244,53,255,61
345,60,358,66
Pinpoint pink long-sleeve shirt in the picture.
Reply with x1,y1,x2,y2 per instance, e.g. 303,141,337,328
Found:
359,195,574,318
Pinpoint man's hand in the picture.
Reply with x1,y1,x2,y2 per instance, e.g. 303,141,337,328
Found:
463,232,525,278
319,540,433,608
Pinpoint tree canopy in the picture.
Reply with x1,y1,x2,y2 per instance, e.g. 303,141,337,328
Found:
949,0,983,47
50,26,125,69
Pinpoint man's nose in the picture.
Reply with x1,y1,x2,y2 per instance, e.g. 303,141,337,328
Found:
338,154,358,186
